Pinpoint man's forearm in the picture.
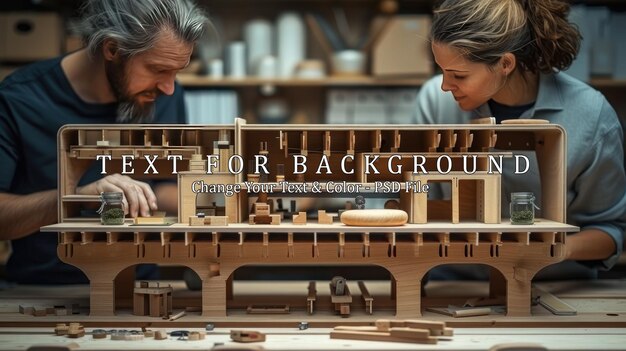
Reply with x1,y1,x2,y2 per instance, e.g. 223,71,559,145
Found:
0,190,58,240
566,228,617,261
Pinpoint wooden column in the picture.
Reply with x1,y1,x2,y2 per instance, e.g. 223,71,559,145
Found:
392,275,422,318
505,270,533,316
89,280,116,316
202,277,227,317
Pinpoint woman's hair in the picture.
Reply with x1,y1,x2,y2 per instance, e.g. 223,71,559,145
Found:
431,0,581,74
77,0,208,57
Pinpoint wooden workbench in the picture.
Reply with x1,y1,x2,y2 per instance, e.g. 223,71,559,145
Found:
0,327,625,350
0,280,625,350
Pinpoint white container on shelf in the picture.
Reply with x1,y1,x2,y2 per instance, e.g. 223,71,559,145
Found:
227,41,246,78
208,58,224,79
331,50,366,76
276,12,306,78
243,19,273,75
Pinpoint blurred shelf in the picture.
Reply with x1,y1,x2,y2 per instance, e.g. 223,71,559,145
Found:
589,78,626,88
177,74,427,87
179,74,626,89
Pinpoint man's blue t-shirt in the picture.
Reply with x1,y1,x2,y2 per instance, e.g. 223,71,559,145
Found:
0,56,186,284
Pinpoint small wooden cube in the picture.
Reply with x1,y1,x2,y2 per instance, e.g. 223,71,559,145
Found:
189,215,205,226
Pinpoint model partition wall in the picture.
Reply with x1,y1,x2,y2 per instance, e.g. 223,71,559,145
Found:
44,119,578,319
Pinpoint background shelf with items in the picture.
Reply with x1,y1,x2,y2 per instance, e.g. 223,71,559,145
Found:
2,0,626,123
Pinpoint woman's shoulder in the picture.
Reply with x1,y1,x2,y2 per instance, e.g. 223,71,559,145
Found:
549,72,621,141
552,72,607,108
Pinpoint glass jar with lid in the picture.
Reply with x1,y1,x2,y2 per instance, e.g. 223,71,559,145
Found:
510,192,536,225
98,192,125,225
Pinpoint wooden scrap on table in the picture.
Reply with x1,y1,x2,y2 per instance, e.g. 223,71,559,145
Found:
246,304,290,314
464,296,506,307
188,331,206,341
231,330,266,343
54,323,69,336
332,319,453,344
168,310,186,321
154,330,168,340
67,323,85,338
532,287,577,316
426,306,492,318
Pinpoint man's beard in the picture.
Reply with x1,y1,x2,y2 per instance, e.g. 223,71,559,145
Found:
105,58,156,123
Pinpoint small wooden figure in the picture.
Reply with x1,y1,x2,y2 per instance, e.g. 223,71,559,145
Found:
133,281,173,318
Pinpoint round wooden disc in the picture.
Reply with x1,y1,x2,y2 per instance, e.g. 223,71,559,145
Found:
340,209,408,226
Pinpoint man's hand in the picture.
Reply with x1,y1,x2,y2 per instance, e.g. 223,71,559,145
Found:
76,174,157,217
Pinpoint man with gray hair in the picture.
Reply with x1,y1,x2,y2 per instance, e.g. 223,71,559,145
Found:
0,0,208,283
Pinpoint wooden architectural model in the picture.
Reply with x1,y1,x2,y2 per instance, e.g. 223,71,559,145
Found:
42,119,578,320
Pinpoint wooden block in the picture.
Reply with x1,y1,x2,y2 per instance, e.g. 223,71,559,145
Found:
334,326,380,332
135,216,169,225
254,203,270,216
33,306,47,316
293,212,307,225
154,330,168,340
404,320,447,333
143,330,155,338
189,215,205,226
207,216,228,226
19,305,34,315
318,210,337,224
270,214,281,225
375,319,406,331
251,215,272,225
389,327,431,340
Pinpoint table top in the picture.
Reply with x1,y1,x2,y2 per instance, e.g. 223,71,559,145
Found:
1,279,625,350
